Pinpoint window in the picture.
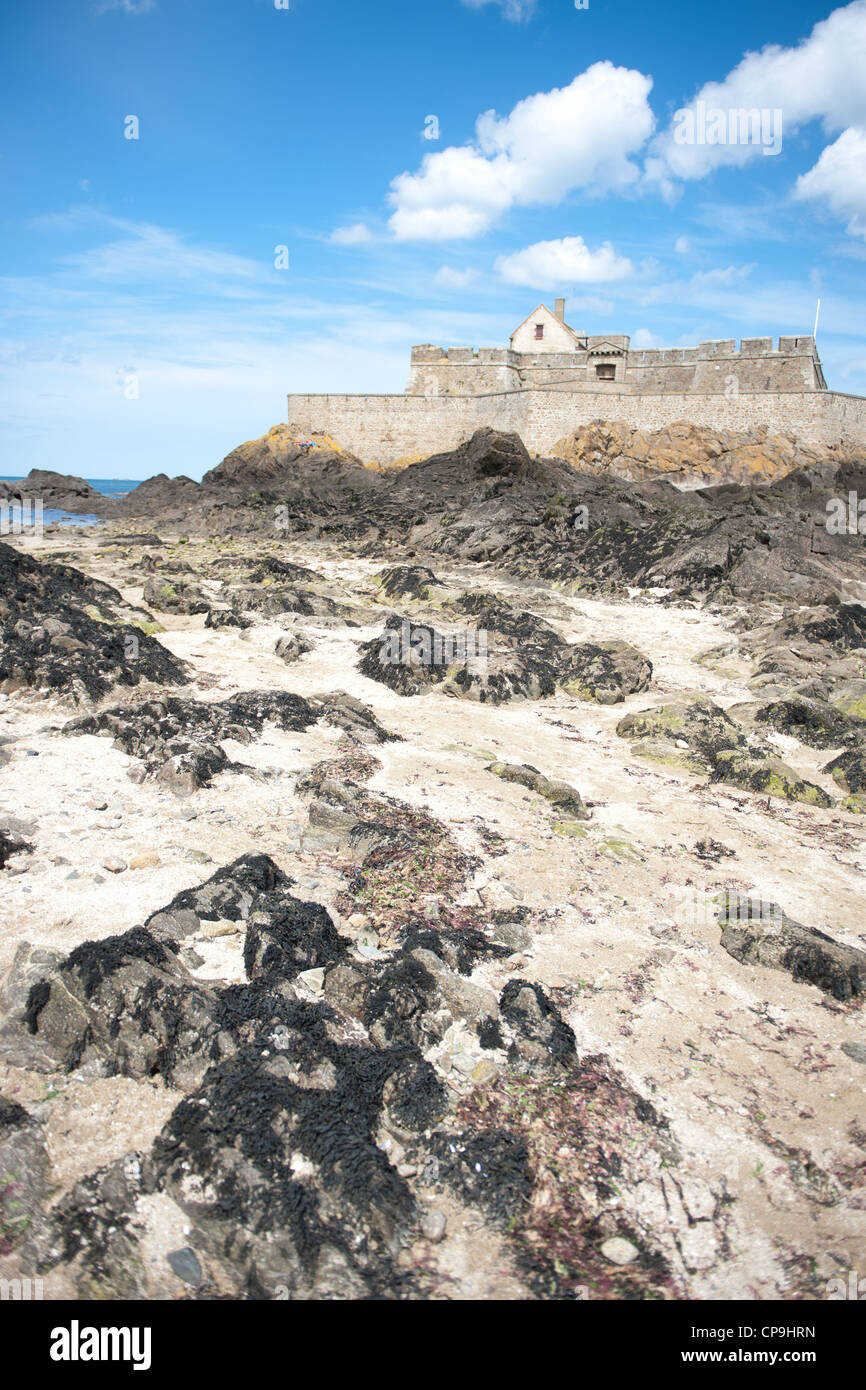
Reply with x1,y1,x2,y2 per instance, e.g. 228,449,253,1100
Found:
535,324,544,340
596,363,615,380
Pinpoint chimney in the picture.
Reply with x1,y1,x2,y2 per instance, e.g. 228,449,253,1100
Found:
554,297,566,323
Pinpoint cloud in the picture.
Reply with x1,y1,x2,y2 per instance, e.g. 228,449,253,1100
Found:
388,62,655,241
495,236,634,287
330,222,374,246
434,266,479,288
795,127,866,238
632,328,662,348
55,218,264,286
649,1,866,184
95,0,156,13
675,235,691,254
460,0,537,20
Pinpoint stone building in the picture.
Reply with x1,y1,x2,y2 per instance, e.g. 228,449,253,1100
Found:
287,300,865,467
404,299,827,397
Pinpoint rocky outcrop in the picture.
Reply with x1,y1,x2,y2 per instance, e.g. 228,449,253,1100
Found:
64,690,321,794
0,847,681,1299
143,576,209,616
551,420,858,487
1,469,116,516
0,542,188,702
718,893,866,1001
559,640,653,704
617,695,833,805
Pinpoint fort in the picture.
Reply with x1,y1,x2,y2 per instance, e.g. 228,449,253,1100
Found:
287,299,866,465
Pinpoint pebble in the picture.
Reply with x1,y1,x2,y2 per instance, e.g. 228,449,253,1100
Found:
601,1237,639,1266
421,1210,447,1244
166,1247,202,1288
348,913,371,930
841,1041,866,1065
102,859,127,874
297,967,325,993
87,799,109,811
199,919,240,939
129,851,161,870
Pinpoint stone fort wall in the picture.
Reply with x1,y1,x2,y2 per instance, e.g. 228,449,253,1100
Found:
404,336,825,397
286,387,866,467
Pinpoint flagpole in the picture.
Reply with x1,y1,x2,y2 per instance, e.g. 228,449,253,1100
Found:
813,299,821,339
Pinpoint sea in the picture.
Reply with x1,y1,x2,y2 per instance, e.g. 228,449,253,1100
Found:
0,476,140,528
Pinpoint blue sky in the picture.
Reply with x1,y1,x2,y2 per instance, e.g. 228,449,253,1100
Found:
2,0,865,479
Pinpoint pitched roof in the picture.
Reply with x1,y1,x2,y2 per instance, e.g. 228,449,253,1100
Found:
510,303,586,345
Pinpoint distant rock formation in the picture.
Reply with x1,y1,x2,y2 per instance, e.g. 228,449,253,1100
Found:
2,469,116,516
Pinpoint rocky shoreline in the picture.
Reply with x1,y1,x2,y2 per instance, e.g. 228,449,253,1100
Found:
1,424,865,1300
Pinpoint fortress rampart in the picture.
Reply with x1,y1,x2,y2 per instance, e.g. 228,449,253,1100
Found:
405,335,826,397
287,387,866,467
287,313,865,465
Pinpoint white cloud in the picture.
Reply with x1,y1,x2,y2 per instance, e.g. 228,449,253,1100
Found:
650,1,866,183
434,266,479,288
460,0,537,20
495,236,633,287
330,222,374,246
795,127,866,238
95,0,156,13
388,62,655,241
56,218,264,285
675,235,691,254
632,328,662,348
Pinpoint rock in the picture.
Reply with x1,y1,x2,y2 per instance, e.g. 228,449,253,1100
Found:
64,689,320,794
487,761,590,820
199,919,240,940
167,1246,202,1287
323,963,369,1020
129,852,160,870
143,577,209,616
1,829,34,869
600,1237,639,1266
101,858,128,875
618,695,833,804
560,639,652,704
274,634,313,665
752,695,866,749
718,893,866,1001
491,917,532,953
297,967,325,993
377,566,448,603
824,746,866,812
421,1209,447,1243
410,949,499,1027
499,980,576,1071
0,542,188,703
841,1041,866,1064
244,896,348,982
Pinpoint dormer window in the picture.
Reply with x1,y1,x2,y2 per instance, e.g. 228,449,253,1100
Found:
535,324,544,340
